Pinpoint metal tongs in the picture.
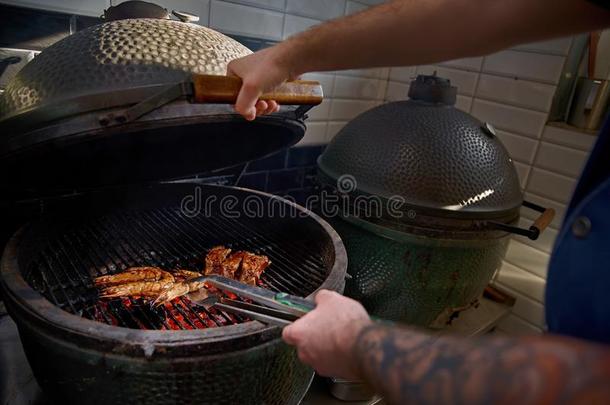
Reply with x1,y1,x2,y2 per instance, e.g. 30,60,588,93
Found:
190,275,315,327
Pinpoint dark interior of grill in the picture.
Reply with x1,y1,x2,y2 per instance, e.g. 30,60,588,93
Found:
16,184,334,331
1,116,303,191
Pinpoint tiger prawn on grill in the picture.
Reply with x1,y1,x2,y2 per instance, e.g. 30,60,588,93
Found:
95,267,177,298
152,247,271,305
94,246,270,304
94,267,170,286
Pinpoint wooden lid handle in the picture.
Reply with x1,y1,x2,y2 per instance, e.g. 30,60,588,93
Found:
531,208,555,235
191,74,323,105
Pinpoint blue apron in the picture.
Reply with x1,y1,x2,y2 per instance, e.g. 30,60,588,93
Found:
546,113,610,343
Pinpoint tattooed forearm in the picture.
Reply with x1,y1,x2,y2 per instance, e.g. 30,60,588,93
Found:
353,325,610,405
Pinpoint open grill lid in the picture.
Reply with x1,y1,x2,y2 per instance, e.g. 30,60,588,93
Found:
0,10,322,193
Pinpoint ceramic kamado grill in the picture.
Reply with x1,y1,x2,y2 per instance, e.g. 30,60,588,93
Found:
0,2,347,404
318,74,554,326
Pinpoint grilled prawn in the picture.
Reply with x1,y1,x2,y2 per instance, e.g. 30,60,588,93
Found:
152,278,208,305
97,268,176,298
153,248,271,305
94,267,170,286
172,269,203,281
98,279,177,299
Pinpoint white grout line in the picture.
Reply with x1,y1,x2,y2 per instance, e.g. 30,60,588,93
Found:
495,278,545,305
468,69,482,115
390,65,561,87
502,312,545,332
508,46,569,58
215,0,286,13
503,254,550,279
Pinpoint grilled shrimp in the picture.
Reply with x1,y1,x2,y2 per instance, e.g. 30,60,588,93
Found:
99,278,177,298
152,279,207,305
94,267,170,286
171,269,202,281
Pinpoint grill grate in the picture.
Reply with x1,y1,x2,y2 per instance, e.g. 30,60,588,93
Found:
24,206,329,330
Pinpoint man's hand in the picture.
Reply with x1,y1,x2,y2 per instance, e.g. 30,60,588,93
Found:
282,290,372,379
227,45,295,121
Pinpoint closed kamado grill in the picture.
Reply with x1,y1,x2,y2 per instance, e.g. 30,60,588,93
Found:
317,74,554,326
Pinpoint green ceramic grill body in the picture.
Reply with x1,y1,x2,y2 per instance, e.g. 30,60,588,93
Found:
328,216,510,326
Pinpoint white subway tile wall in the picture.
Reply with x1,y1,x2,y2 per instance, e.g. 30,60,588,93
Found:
482,50,566,84
229,0,286,11
286,0,345,20
297,121,328,146
210,1,284,39
345,0,367,14
440,57,484,72
455,95,473,113
389,66,417,82
495,130,538,164
329,99,379,120
471,99,547,137
15,0,598,335
475,74,556,112
513,161,531,188
326,121,348,141
384,81,410,102
512,37,573,56
283,14,320,39
0,0,108,16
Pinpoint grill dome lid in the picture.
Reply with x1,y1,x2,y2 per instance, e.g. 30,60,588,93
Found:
318,75,523,221
0,17,251,124
0,11,320,193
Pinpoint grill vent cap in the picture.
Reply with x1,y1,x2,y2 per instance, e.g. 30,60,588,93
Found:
407,74,457,105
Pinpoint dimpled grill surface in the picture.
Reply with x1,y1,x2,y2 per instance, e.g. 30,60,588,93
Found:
0,18,251,118
318,101,522,214
330,217,509,325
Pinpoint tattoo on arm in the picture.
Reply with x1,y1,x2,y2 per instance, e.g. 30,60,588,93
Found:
353,325,610,405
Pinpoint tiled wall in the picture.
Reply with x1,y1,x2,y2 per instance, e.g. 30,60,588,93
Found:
1,0,600,335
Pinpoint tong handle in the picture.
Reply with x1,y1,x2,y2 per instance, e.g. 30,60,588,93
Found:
191,74,323,105
201,275,314,316
274,292,316,314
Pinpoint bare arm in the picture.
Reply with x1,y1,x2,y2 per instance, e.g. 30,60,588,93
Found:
227,0,610,120
282,291,610,405
278,0,610,75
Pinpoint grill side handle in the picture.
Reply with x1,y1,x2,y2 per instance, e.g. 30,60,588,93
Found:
191,74,324,105
487,200,555,240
